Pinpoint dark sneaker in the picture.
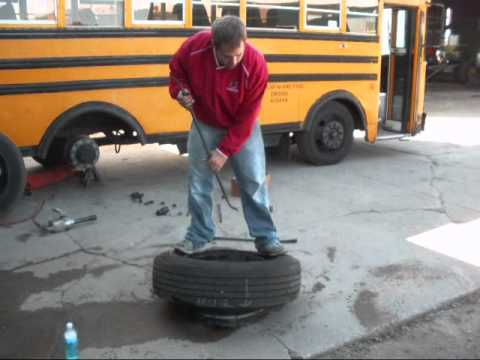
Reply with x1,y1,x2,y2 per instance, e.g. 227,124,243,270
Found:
256,242,287,257
174,240,216,255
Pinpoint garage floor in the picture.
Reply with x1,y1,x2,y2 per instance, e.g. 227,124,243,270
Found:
1,83,480,359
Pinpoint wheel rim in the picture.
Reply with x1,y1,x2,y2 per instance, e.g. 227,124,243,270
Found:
188,249,267,262
315,118,345,151
0,155,7,194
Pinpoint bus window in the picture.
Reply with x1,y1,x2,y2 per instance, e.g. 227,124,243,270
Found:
191,0,239,27
346,0,378,34
0,0,56,23
305,0,341,30
247,0,299,30
66,0,124,27
132,0,184,24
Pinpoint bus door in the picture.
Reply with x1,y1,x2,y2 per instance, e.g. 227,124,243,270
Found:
380,6,419,134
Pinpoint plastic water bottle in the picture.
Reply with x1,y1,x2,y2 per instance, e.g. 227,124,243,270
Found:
64,322,79,360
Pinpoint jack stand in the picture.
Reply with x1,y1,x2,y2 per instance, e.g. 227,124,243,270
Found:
25,165,99,194
79,166,99,187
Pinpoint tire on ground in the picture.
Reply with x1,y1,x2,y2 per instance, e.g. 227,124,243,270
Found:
0,133,26,215
153,249,301,309
298,101,354,165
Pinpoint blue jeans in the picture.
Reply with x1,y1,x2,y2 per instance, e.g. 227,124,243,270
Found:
185,120,279,249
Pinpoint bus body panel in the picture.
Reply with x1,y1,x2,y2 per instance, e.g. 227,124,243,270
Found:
0,0,428,158
0,35,383,148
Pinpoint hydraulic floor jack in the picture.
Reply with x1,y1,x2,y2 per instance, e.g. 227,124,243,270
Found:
25,165,99,194
26,136,101,194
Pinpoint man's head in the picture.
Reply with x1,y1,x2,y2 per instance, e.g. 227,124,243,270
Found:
212,16,247,69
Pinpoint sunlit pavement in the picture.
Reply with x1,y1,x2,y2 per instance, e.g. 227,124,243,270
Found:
1,82,480,358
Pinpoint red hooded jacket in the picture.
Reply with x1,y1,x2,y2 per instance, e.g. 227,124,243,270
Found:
169,31,269,157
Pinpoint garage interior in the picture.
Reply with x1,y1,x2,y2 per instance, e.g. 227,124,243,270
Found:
1,0,480,358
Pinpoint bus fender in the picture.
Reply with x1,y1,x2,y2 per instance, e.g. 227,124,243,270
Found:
303,90,368,139
37,101,147,159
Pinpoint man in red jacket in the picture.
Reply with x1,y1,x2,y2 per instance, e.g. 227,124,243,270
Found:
169,16,285,257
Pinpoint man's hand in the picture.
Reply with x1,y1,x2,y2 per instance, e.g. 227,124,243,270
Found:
177,89,194,110
208,150,227,173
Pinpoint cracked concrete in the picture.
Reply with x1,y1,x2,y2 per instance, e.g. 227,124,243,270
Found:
1,84,480,358
66,232,149,270
272,333,304,359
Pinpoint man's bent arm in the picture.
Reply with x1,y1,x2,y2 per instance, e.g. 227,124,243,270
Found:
169,39,192,99
218,61,268,157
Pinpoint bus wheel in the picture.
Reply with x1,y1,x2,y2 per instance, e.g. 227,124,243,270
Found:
464,64,479,87
457,60,478,86
298,101,354,165
0,133,26,215
33,138,68,168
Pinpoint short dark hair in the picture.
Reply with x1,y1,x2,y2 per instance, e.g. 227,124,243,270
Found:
212,16,247,49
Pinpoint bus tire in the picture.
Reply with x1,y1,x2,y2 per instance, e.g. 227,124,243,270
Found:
0,133,26,215
456,60,478,86
463,63,478,87
298,101,354,165
33,138,68,168
153,249,301,310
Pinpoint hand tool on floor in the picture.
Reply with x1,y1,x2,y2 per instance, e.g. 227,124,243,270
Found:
34,208,97,233
214,236,298,244
172,75,238,212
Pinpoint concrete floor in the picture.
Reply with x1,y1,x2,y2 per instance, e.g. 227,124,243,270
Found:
1,83,480,359
315,289,480,359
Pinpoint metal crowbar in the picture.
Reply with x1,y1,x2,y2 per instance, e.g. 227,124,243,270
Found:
171,75,238,212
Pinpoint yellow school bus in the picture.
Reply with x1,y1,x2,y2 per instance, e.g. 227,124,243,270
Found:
0,0,429,212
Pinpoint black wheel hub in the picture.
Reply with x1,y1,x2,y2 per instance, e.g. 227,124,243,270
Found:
171,299,270,328
316,120,345,150
187,249,267,262
68,137,99,169
0,156,7,193
195,307,269,328
76,144,97,164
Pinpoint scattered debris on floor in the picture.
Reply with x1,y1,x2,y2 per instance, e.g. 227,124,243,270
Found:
129,192,144,203
156,206,170,216
129,193,185,217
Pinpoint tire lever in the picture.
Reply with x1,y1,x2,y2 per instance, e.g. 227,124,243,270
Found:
172,75,238,212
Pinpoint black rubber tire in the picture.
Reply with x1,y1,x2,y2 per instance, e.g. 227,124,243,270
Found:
298,101,354,165
464,64,479,87
33,138,68,168
153,249,301,310
456,61,478,86
0,133,26,215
